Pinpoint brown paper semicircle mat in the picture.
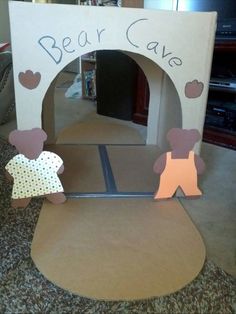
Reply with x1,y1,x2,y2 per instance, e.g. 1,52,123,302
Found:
31,198,205,301
56,120,145,145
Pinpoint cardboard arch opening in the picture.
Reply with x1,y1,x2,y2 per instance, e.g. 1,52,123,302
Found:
42,49,182,148
9,2,217,152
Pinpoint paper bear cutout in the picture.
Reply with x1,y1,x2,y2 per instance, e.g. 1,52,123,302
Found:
153,128,205,200
5,128,66,208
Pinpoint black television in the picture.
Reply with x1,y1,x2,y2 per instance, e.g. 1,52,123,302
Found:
176,0,236,38
177,0,236,20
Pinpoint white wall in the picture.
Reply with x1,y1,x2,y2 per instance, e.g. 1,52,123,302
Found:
144,0,176,10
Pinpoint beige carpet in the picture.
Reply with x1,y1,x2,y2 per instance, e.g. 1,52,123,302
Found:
46,144,106,193
31,198,205,301
107,145,161,192
56,120,145,145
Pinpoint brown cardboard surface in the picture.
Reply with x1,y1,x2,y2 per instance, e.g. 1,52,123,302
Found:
31,198,205,300
46,144,106,193
10,3,216,153
107,145,161,192
56,120,145,145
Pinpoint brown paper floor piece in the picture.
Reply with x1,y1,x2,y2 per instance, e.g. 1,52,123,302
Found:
56,120,145,144
107,145,162,192
46,145,106,193
31,198,205,301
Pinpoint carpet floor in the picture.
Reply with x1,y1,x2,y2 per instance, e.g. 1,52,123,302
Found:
0,140,236,313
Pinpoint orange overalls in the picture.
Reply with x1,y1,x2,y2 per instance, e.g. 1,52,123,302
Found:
154,151,202,199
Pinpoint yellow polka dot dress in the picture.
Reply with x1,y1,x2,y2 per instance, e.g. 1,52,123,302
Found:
5,151,64,199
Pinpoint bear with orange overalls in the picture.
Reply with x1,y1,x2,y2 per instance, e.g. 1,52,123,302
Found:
153,128,205,200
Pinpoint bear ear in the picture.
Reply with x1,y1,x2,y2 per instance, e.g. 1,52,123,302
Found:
166,128,182,143
8,129,20,146
41,129,48,141
32,128,47,142
189,129,201,143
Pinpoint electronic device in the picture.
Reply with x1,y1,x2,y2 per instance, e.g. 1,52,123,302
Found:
209,78,236,92
217,18,236,36
205,101,236,131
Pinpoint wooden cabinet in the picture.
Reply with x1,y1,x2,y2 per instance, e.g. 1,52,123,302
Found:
203,41,236,150
132,68,149,125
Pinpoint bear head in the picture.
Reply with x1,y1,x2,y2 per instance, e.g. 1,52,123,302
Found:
8,128,47,160
166,128,201,153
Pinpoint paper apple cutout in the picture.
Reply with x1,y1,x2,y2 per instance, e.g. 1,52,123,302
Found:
185,80,204,99
18,70,41,90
